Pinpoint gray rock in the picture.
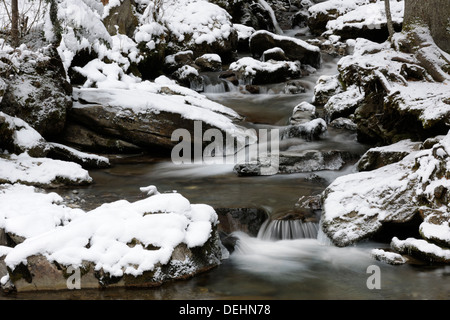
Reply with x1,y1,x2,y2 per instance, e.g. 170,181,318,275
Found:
249,30,321,68
0,46,72,139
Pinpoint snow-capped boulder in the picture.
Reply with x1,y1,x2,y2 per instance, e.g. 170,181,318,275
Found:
323,1,404,43
229,57,301,85
281,118,327,141
67,82,255,154
329,35,450,145
0,153,93,188
0,45,72,139
194,54,223,72
313,74,344,106
320,131,450,265
0,112,48,158
288,102,316,126
233,149,358,176
1,186,224,291
357,139,422,172
249,30,321,68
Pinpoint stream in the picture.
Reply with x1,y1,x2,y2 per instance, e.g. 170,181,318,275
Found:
4,45,450,302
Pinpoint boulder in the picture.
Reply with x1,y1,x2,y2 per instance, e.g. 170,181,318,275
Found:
172,65,204,92
60,122,143,154
329,117,357,131
215,207,268,237
288,102,316,125
320,131,450,262
67,86,254,155
282,118,327,141
357,139,422,172
249,30,321,68
323,1,404,43
2,191,224,291
323,85,365,122
262,47,287,62
313,74,344,106
233,149,358,176
329,37,450,145
102,0,139,38
307,0,371,35
194,54,223,72
229,57,301,85
0,45,72,139
0,112,48,157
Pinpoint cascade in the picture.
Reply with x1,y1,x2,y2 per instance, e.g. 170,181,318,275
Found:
257,218,319,240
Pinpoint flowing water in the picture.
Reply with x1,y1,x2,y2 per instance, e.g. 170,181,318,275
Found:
3,47,449,301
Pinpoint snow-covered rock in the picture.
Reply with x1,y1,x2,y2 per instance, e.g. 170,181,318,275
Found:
234,149,358,176
249,30,321,68
307,0,371,35
1,186,223,291
68,82,256,154
282,118,327,141
324,0,404,42
229,56,301,85
327,35,450,144
0,44,72,139
320,130,450,265
0,153,93,188
357,139,422,172
0,112,48,158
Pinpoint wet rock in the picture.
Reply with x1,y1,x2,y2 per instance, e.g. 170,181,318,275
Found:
390,237,450,264
284,80,306,94
172,65,204,92
215,207,269,237
281,118,327,141
371,248,408,265
249,30,321,68
46,142,111,169
163,50,195,74
288,101,316,125
234,149,358,176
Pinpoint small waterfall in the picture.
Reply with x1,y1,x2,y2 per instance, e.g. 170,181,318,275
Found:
201,74,239,94
257,218,319,240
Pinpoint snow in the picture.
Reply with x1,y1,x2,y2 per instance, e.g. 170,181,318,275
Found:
229,57,301,78
321,130,450,247
391,237,450,261
3,189,219,278
233,24,255,41
0,153,93,186
0,184,84,239
336,37,450,127
326,0,404,32
308,0,371,18
250,30,321,53
47,142,110,167
0,112,46,152
135,0,234,47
